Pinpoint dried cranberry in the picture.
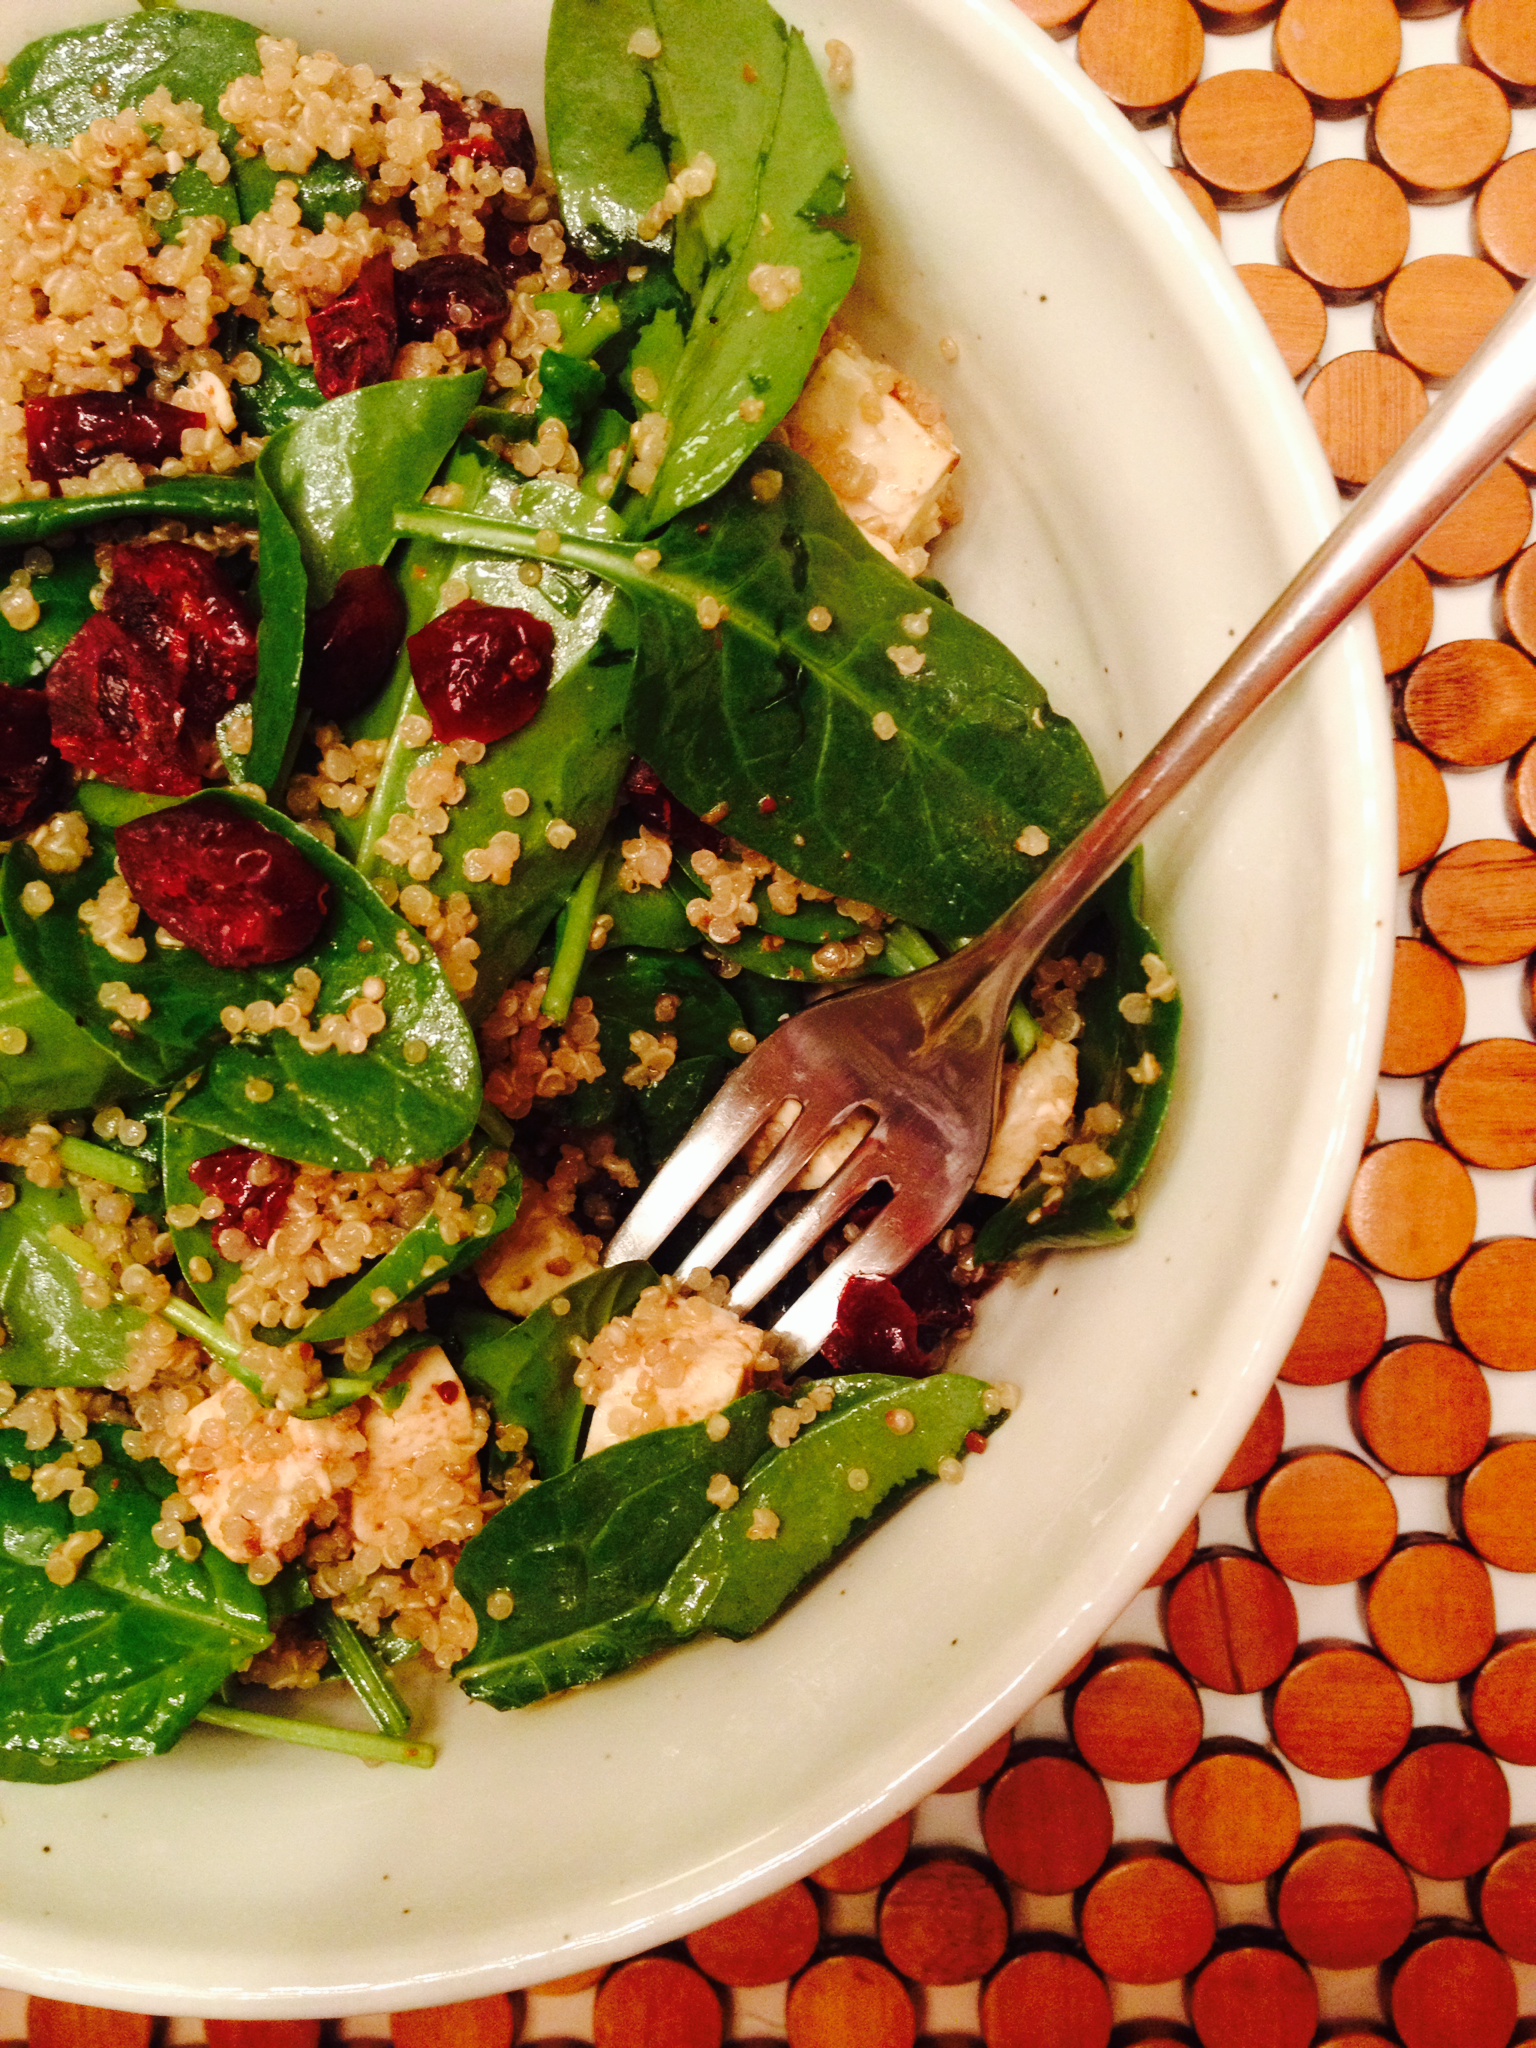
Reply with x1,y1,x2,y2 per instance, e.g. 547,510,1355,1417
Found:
24,392,202,486
482,212,544,288
187,1147,297,1249
821,1274,929,1377
895,1242,976,1349
396,254,508,349
624,759,729,856
0,688,68,835
564,248,627,296
407,597,554,745
419,80,537,180
307,252,399,400
301,566,407,721
47,616,206,795
116,800,331,968
104,542,258,731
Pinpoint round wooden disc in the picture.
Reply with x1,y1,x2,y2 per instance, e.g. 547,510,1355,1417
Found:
1476,151,1536,280
1076,0,1204,121
1344,1141,1477,1279
877,1860,1008,1987
1235,264,1326,377
937,1731,1013,1796
1402,639,1536,767
1382,939,1466,1078
1147,1516,1200,1588
1395,742,1449,874
1171,166,1222,236
1305,352,1428,490
1164,1550,1299,1694
1416,464,1533,584
811,1815,913,1894
1460,1441,1536,1569
1275,1831,1418,1969
1477,1834,1536,1962
1175,71,1315,208
1370,64,1512,203
1431,1038,1536,1168
1198,0,1281,32
1467,1634,1536,1764
686,1885,821,1987
1215,1383,1285,1492
1274,0,1400,112
1418,838,1536,963
785,1953,915,2048
392,2004,512,2048
980,1947,1113,2048
1377,1737,1511,1878
1253,1450,1398,1584
28,2012,154,2048
1509,423,1536,481
1373,558,1436,676
1281,1253,1386,1386
206,2029,321,2048
1282,159,1410,304
1187,1941,1318,2048
1070,1648,1203,1784
593,1959,722,2048
1052,1646,1095,1694
1465,0,1536,102
1167,1745,1301,1882
1012,0,1093,28
1381,256,1516,384
1078,1850,1217,1986
1444,1238,1536,1370
982,1749,1114,1893
1359,1335,1490,1482
1268,1643,1413,1779
1499,546,1536,666
1365,1538,1496,1680
1388,1931,1518,2048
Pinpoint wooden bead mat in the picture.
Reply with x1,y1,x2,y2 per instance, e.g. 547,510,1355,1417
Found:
25,1,1536,2043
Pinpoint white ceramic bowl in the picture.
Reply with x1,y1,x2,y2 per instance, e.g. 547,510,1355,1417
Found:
0,0,1393,2012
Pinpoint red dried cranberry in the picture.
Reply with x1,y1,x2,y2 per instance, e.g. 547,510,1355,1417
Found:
0,688,67,835
564,247,627,295
419,80,537,180
307,253,399,400
104,542,258,730
407,597,554,745
47,616,206,795
187,1147,297,1249
483,212,544,288
24,392,202,485
894,1241,976,1349
396,254,508,349
624,759,729,856
301,566,407,721
116,800,330,968
821,1274,929,1377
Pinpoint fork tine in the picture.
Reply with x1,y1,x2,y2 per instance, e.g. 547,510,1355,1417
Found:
727,1129,884,1314
602,1059,786,1265
678,1101,868,1276
770,1183,941,1367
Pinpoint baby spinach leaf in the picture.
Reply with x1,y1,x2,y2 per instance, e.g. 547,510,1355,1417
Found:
2,793,480,1169
0,9,262,151
234,155,370,234
0,479,258,551
396,450,1105,944
0,938,141,1131
545,0,673,259
657,1372,999,1638
457,1259,655,1481
0,1424,271,1781
562,948,745,1138
454,1388,776,1708
973,860,1180,1262
241,474,308,799
594,843,695,950
0,1181,143,1388
223,322,325,439
0,547,97,684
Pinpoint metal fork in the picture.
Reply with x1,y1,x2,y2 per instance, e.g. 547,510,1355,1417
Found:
606,277,1536,1365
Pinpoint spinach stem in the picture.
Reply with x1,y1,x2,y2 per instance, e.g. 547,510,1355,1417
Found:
318,1610,413,1739
46,1224,112,1280
160,1298,272,1404
476,1100,516,1148
394,506,639,587
0,479,259,547
196,1703,435,1769
1008,1005,1040,1062
56,1137,156,1195
882,923,940,975
542,847,607,1025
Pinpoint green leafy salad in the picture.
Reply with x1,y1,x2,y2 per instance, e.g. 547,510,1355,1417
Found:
0,0,1180,1777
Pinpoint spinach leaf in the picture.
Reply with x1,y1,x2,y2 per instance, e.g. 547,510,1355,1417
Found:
593,842,695,951
0,480,259,551
223,322,325,439
562,948,745,1141
0,10,262,152
545,0,673,259
0,1424,271,1781
0,938,141,1132
457,1260,655,1481
2,793,480,1170
396,450,1105,944
0,1182,143,1388
0,547,96,684
657,1372,999,1638
973,860,1180,1260
163,1122,522,1344
454,1389,776,1708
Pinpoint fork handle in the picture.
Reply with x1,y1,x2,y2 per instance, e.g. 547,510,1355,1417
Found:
941,274,1536,1023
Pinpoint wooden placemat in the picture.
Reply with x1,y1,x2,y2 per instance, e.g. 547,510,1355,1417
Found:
23,1,1536,2042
